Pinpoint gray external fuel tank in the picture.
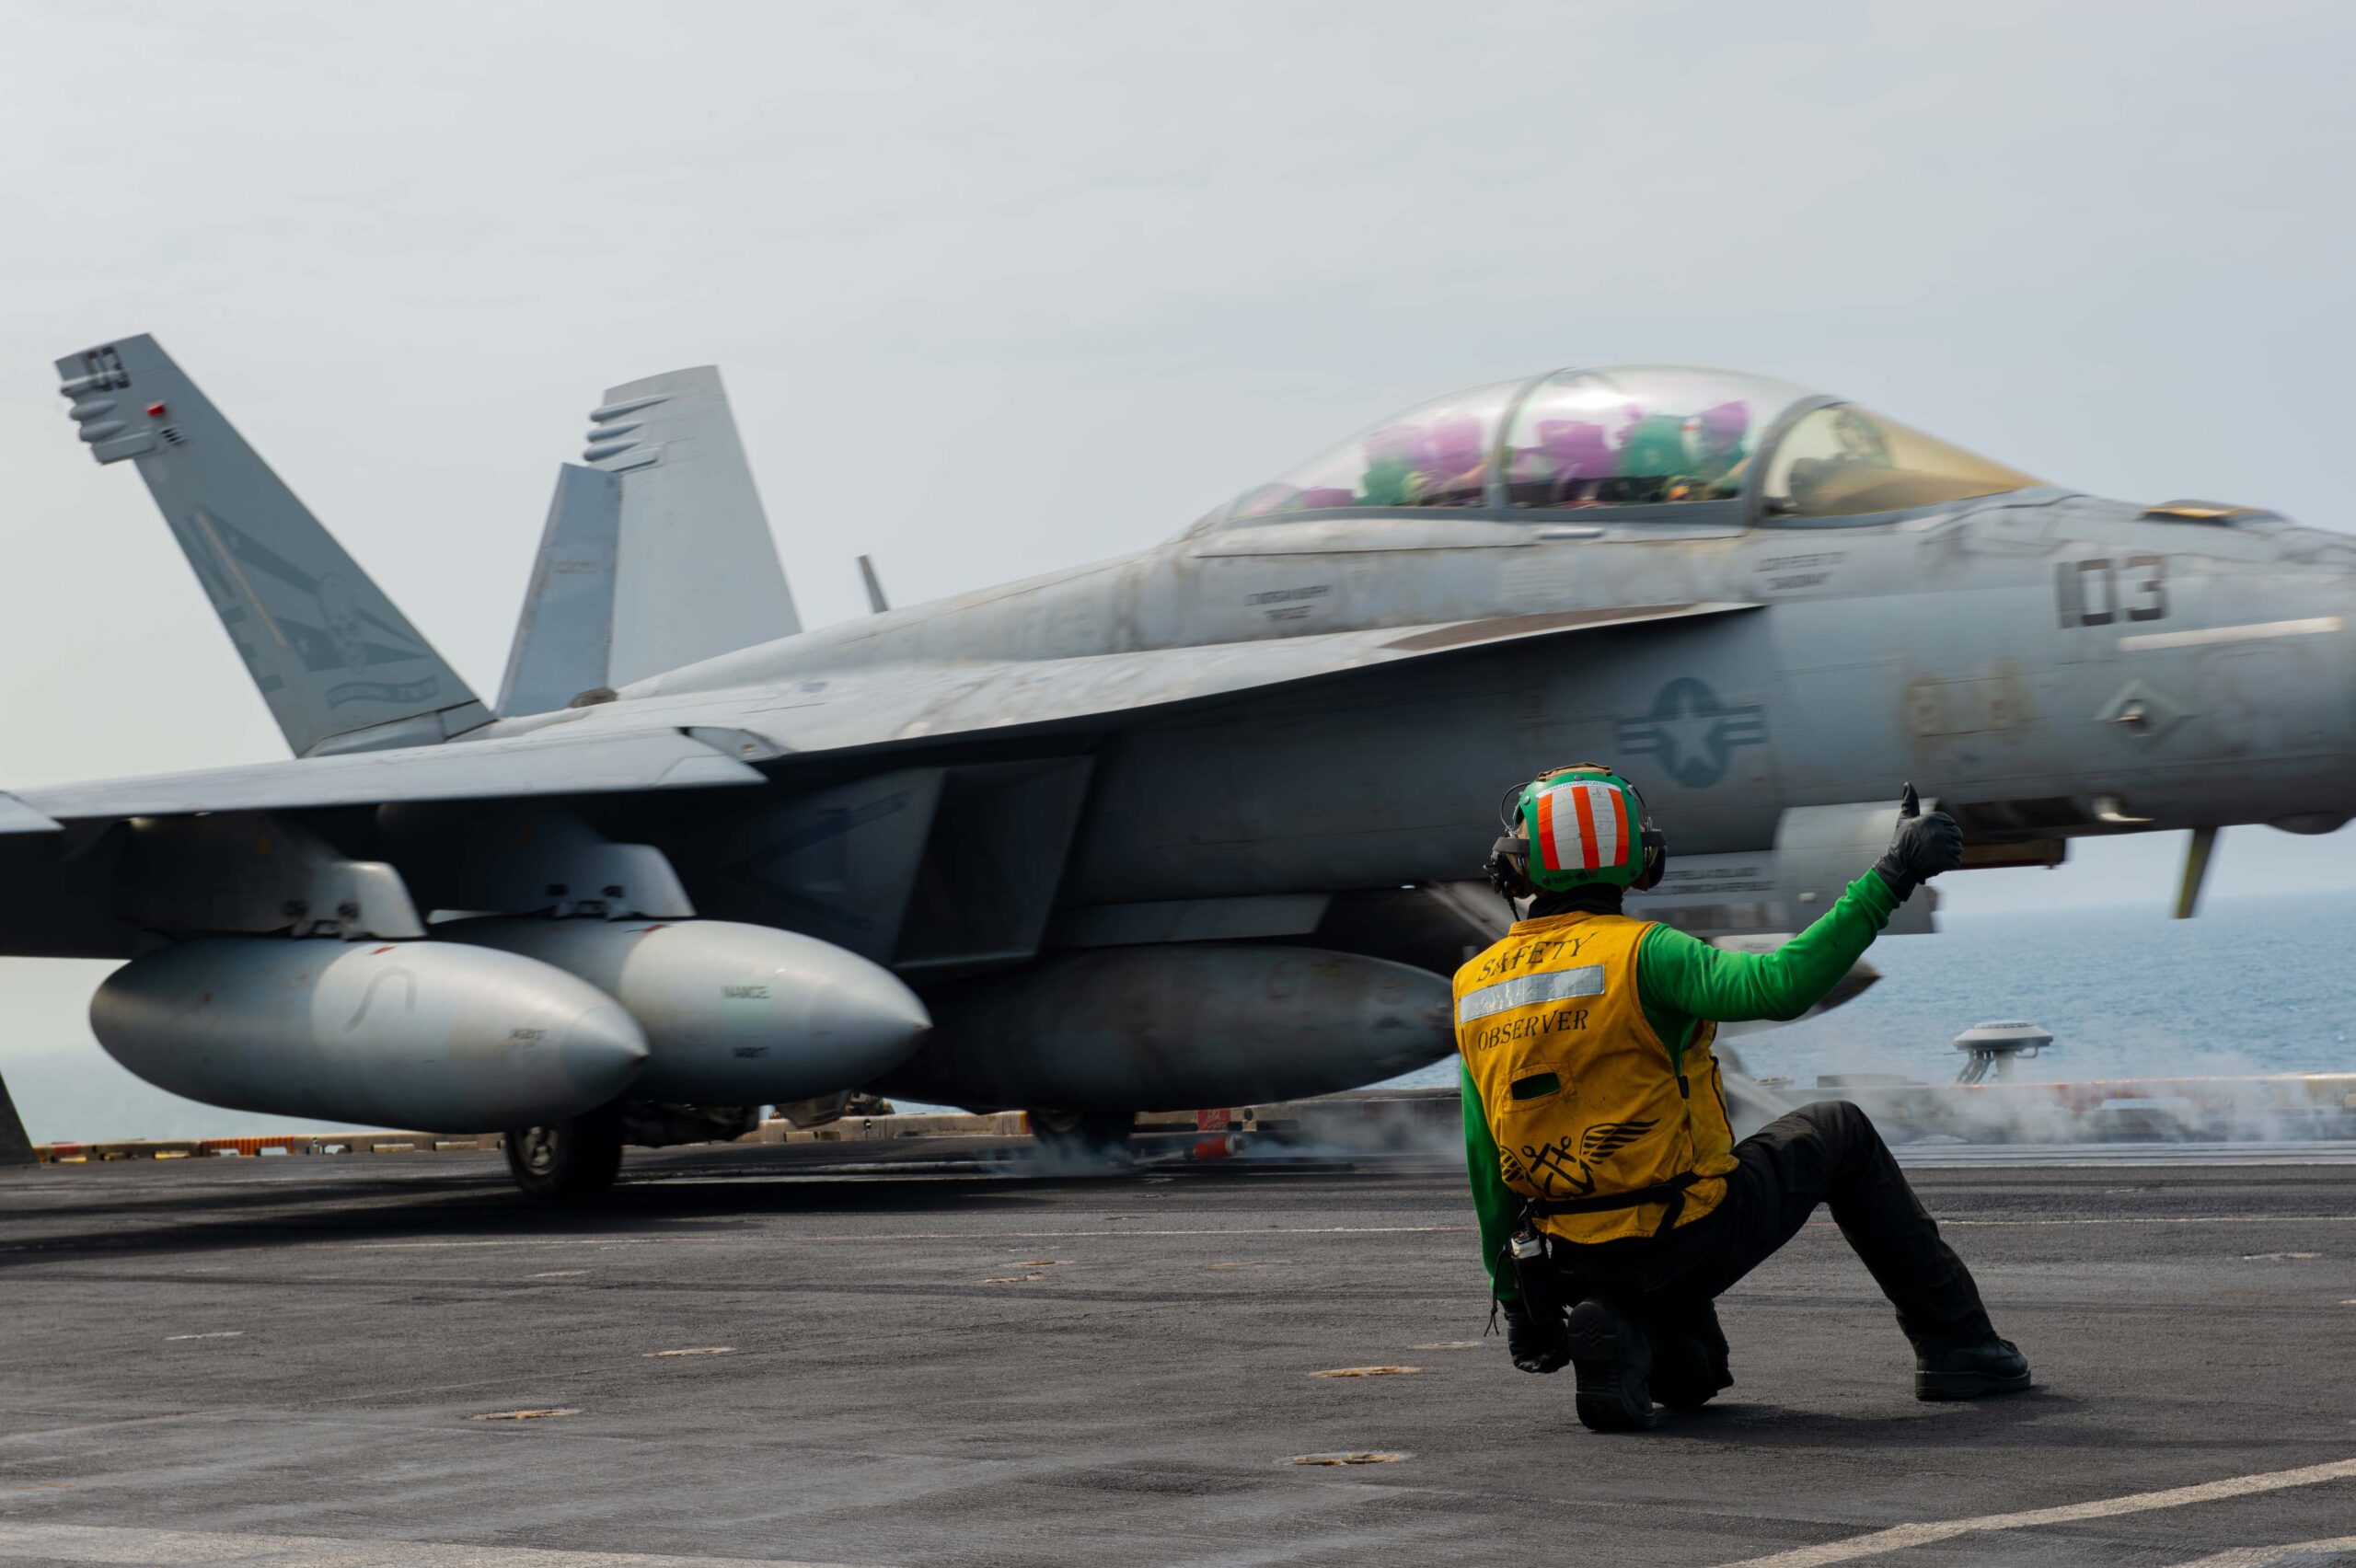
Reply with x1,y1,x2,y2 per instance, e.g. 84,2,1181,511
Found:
89,938,649,1131
884,944,1454,1113
436,918,932,1102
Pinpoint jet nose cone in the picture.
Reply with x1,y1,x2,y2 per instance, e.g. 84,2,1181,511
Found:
559,1001,651,1098
815,965,933,1078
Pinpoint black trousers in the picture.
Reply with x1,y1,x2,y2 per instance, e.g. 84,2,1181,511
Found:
1548,1101,1995,1352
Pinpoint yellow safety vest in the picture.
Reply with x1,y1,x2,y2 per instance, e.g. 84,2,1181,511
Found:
1453,912,1736,1245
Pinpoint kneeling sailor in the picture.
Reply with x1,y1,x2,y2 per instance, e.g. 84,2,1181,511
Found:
1456,764,2029,1431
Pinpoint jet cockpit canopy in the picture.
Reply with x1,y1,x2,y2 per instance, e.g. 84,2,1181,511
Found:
1220,364,2038,525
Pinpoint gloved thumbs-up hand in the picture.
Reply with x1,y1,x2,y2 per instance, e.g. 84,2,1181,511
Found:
1875,780,1963,900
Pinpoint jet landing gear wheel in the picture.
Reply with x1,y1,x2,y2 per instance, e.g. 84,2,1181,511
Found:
1025,1109,1137,1167
503,1103,624,1201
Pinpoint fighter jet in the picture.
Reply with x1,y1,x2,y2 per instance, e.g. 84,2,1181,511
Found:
14,340,2350,1194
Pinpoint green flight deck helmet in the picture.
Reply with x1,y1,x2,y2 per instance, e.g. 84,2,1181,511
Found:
1485,764,1667,900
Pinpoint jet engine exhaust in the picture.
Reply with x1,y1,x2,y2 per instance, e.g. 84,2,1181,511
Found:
435,918,931,1102
883,944,1453,1113
89,939,649,1131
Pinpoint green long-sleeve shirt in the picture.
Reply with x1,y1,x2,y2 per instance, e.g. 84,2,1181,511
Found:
1461,870,1901,1299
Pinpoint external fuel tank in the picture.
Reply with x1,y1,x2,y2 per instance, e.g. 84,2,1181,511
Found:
883,944,1453,1112
436,918,931,1102
90,938,649,1131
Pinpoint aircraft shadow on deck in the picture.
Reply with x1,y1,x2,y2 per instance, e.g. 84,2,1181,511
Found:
0,1163,1182,1270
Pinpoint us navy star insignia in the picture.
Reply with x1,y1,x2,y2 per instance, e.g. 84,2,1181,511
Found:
1615,677,1768,788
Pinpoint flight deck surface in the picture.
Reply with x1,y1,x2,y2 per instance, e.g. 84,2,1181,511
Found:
3,1145,2353,1566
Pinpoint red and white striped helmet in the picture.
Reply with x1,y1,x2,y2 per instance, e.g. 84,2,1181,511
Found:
1497,764,1663,893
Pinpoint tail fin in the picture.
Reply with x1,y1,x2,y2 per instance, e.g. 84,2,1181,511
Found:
577,365,799,686
497,365,800,715
497,464,622,718
56,336,491,756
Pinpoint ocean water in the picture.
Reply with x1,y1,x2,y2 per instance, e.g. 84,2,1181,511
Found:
1381,890,2356,1093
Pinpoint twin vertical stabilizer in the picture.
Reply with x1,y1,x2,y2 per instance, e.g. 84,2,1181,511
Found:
496,465,623,718
56,337,491,756
62,339,804,735
499,365,800,715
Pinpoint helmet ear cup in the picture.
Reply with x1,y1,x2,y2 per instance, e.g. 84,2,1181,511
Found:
1488,767,1663,896
1633,828,1668,892
1486,782,1536,903
1486,836,1535,902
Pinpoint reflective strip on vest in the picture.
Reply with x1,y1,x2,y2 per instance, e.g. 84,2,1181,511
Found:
1455,964,1606,1025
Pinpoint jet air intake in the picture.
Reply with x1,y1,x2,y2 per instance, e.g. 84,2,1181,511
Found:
434,919,931,1102
89,939,649,1131
883,945,1454,1113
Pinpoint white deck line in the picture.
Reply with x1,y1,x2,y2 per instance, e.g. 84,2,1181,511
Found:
2165,1535,2356,1567
1716,1456,2356,1568
1896,1140,2356,1170
0,1521,883,1566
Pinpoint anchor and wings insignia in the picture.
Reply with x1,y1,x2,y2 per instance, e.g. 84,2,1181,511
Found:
1578,1119,1657,1161
1518,1118,1659,1199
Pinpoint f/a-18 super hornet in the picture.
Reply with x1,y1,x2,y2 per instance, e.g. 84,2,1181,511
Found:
14,340,2352,1193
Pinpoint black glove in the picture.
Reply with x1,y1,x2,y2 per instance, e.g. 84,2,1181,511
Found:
1874,782,1963,900
1501,1296,1567,1375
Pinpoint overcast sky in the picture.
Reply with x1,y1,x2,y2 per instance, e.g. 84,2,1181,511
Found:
4,2,2353,1138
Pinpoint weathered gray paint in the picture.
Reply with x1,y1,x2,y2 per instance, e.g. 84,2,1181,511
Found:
497,464,622,719
884,944,1451,1112
0,793,62,836
54,337,491,757
88,939,649,1131
17,728,761,820
33,336,2356,1120
435,917,930,1103
583,365,802,683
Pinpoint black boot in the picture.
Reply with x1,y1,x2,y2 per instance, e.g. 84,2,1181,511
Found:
1646,1304,1733,1412
1915,1337,2031,1401
1565,1297,1656,1432
1500,1297,1567,1375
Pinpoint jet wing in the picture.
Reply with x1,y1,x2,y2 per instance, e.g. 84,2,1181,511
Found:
10,729,764,824
0,796,62,835
10,603,1752,823
635,601,1762,758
